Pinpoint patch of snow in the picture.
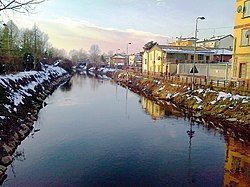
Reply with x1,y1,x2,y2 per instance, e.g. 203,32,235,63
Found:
0,64,67,107
170,84,179,87
166,93,172,99
210,100,217,105
196,88,204,94
194,96,202,103
198,105,203,110
0,116,5,119
216,91,249,101
4,104,11,112
242,99,248,104
158,86,165,91
172,93,179,98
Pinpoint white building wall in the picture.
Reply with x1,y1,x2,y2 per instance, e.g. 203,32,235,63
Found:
177,63,232,80
218,36,234,49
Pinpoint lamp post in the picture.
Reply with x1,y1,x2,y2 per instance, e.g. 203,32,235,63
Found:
192,17,205,91
126,42,132,66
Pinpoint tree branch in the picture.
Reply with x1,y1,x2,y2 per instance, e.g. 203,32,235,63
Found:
0,0,46,13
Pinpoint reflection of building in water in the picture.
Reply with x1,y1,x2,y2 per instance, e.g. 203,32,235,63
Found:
141,97,165,120
224,137,250,187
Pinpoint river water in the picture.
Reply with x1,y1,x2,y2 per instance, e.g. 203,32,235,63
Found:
3,74,250,186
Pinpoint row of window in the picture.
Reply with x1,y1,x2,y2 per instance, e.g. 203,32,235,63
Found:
144,54,210,63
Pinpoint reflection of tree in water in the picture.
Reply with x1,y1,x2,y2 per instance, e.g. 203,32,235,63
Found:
60,80,72,92
9,149,26,178
90,76,103,91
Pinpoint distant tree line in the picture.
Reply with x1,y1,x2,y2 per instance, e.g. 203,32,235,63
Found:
69,44,110,65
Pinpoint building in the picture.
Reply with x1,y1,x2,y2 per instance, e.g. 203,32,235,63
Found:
232,0,250,81
111,54,127,67
142,44,215,76
169,37,196,47
212,49,233,62
196,35,234,50
129,52,143,71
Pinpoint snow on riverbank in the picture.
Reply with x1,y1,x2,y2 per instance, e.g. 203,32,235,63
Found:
0,64,67,108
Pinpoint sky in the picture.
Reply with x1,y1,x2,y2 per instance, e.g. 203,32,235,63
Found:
4,0,235,54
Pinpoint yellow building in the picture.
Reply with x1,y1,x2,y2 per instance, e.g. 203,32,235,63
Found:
142,45,214,75
232,0,250,80
140,97,165,120
224,137,250,187
142,45,166,75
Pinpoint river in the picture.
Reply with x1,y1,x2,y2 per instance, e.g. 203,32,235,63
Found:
3,74,249,186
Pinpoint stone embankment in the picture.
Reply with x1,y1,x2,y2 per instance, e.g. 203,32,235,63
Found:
114,71,250,141
0,64,71,182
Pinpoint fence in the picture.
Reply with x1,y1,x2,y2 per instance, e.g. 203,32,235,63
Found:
149,74,250,91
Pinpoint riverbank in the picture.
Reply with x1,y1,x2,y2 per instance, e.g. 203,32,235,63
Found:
112,71,250,140
0,64,71,182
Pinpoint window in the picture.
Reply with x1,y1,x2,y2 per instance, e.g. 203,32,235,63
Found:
184,54,188,60
198,54,204,61
190,55,194,60
150,54,152,60
239,63,247,78
145,59,147,64
243,0,250,18
206,56,210,62
241,29,250,46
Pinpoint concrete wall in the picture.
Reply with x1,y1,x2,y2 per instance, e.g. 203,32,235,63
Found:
177,63,232,80
219,36,233,49
168,64,178,75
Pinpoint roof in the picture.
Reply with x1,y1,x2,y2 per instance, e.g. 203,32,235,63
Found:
211,49,233,55
176,37,197,41
112,54,126,59
162,48,214,55
197,34,233,43
150,44,232,55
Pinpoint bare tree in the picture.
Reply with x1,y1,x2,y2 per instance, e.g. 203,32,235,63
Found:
78,48,88,62
0,0,46,13
89,44,101,64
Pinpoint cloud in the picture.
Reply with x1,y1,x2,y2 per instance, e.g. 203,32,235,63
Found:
10,15,170,53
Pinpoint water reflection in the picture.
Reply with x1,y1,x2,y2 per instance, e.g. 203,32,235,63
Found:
140,96,165,120
60,79,72,92
140,96,183,120
224,137,250,187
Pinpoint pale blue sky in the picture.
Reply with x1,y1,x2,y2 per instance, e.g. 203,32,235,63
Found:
10,0,235,53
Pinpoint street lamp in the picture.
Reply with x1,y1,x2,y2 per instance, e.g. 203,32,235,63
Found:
192,16,205,91
126,42,132,66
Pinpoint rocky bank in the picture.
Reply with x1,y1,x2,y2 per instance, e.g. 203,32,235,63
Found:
0,64,71,182
114,71,250,142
